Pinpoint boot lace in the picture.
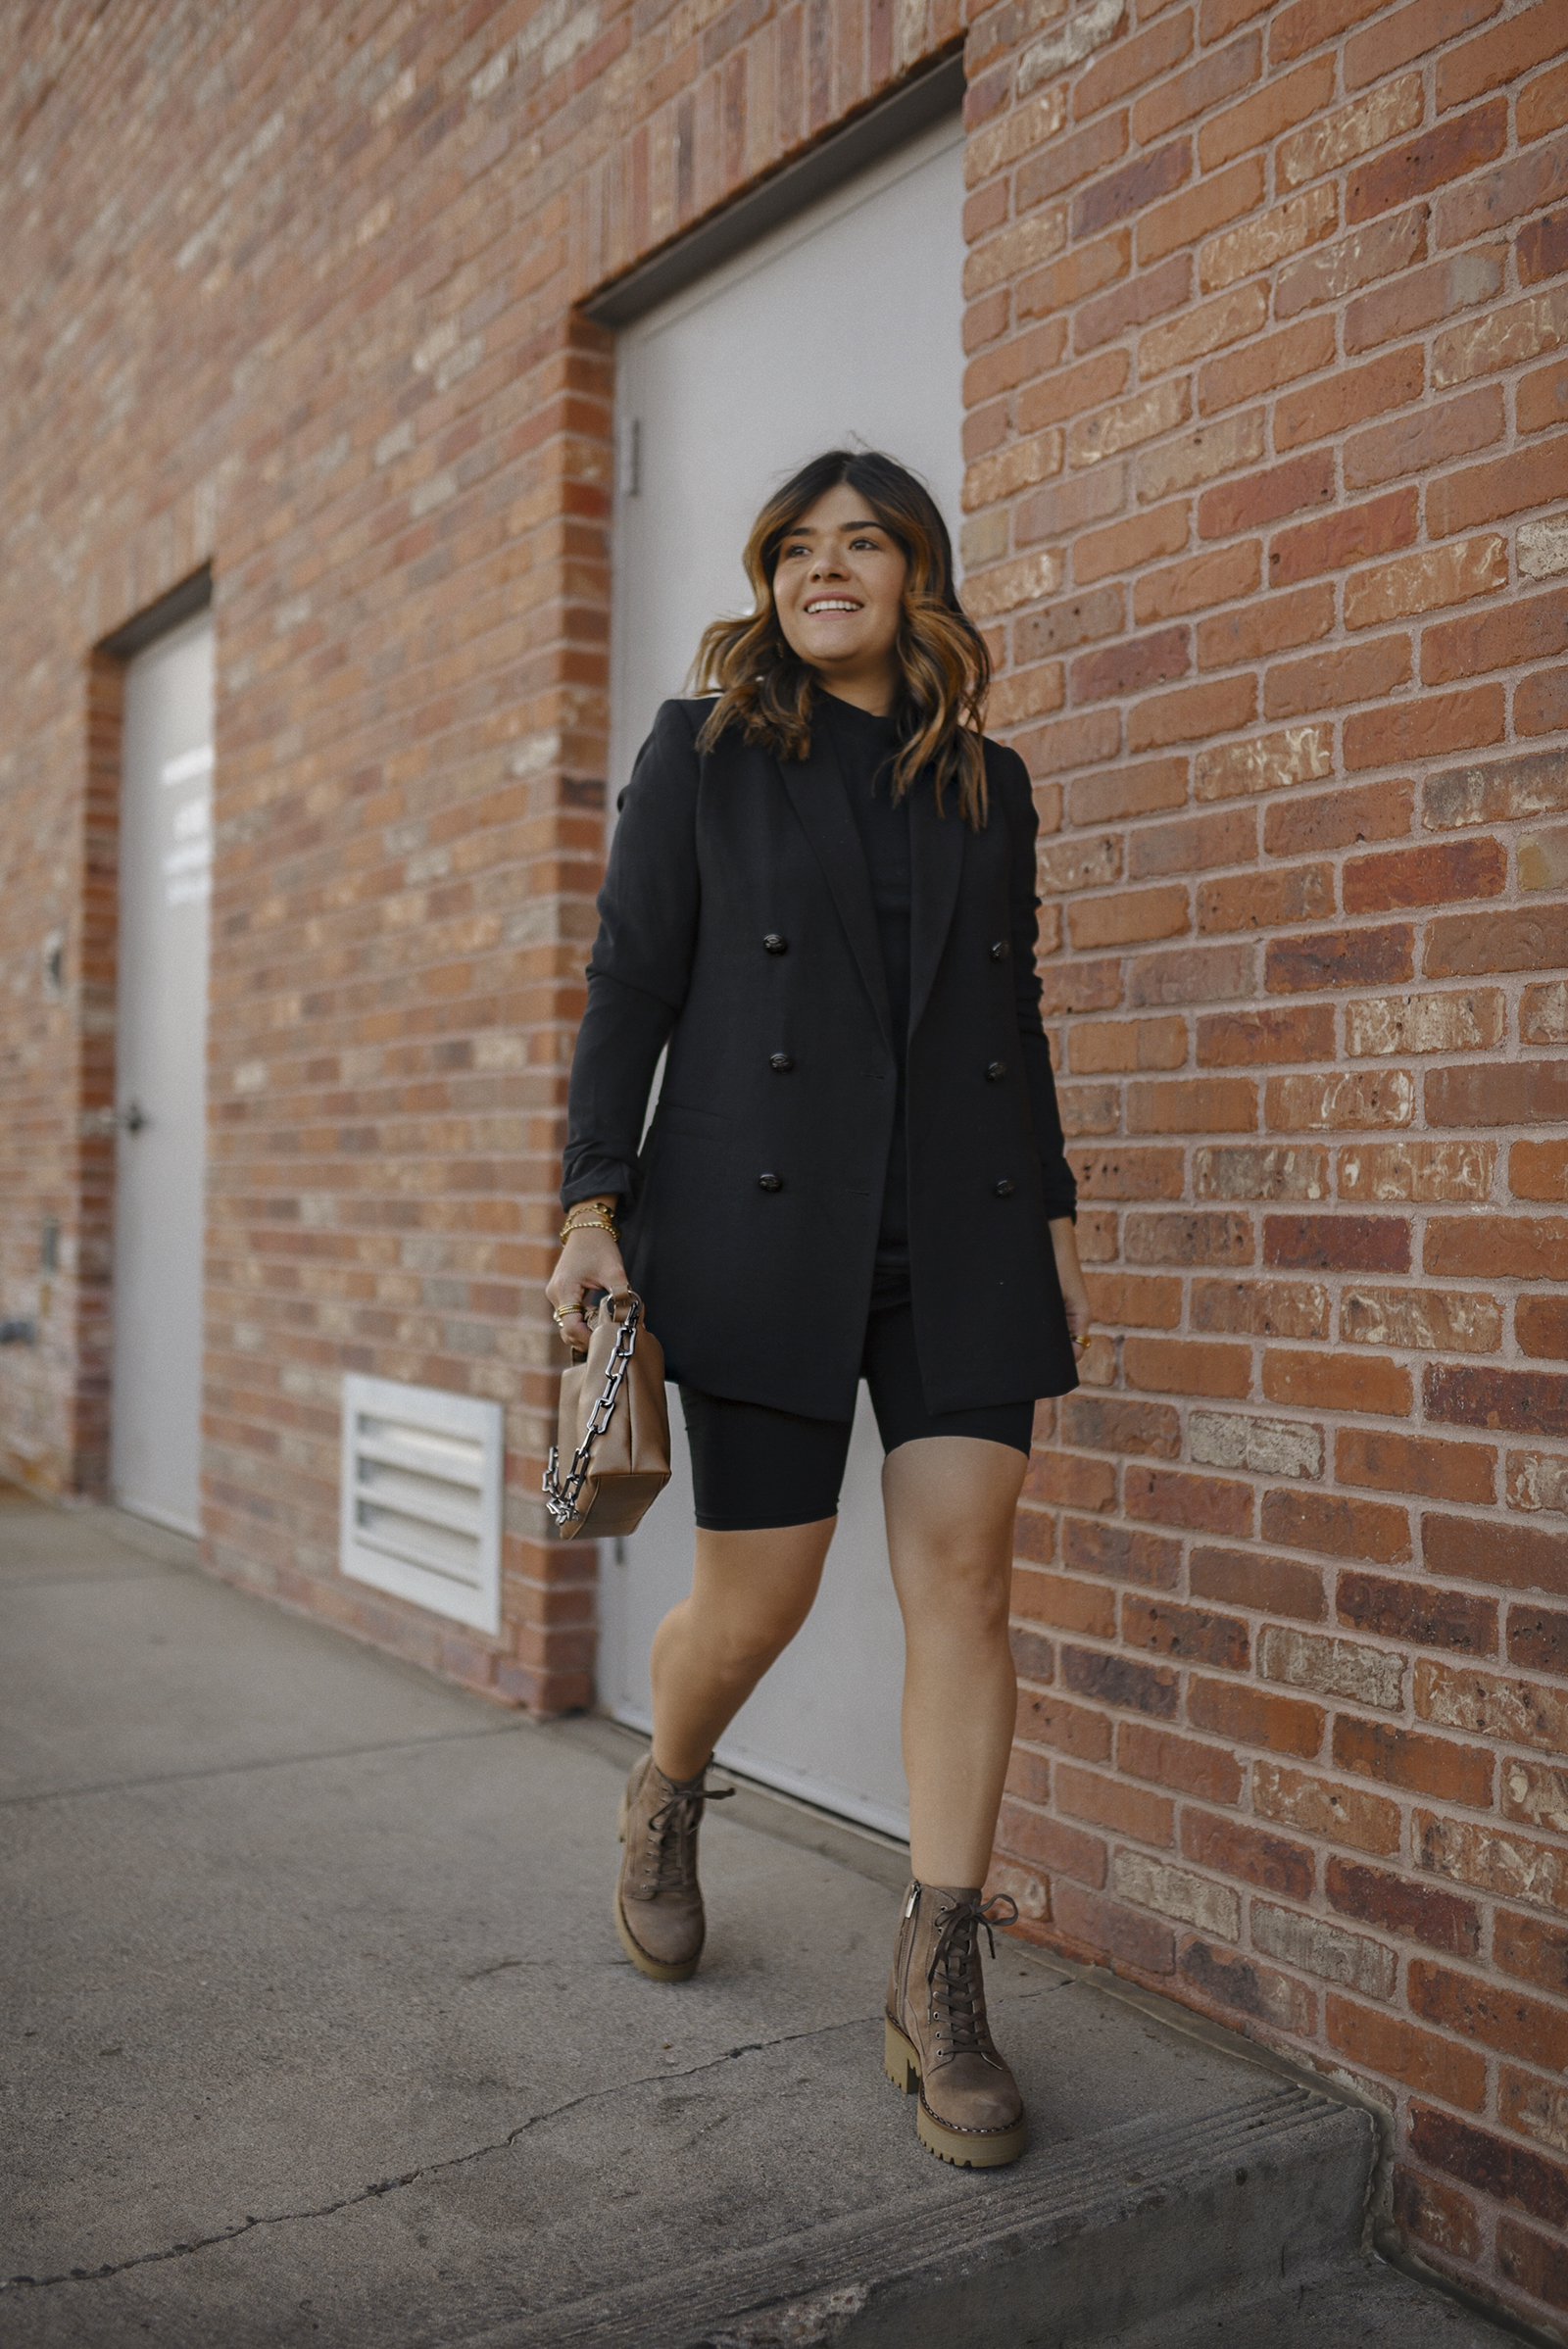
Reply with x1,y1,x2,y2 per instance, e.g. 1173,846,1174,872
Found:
638,1772,733,1895
925,1892,1019,2066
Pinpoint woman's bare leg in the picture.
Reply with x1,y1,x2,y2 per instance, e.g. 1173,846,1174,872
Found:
649,1520,836,1781
882,1437,1026,1887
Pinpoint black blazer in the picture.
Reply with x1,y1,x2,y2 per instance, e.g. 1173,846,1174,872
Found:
563,699,1079,1419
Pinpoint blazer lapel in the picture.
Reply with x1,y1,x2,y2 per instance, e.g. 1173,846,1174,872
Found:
779,740,893,1050
908,776,964,1040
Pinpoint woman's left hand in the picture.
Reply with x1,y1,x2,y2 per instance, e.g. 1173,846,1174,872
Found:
1050,1217,1092,1352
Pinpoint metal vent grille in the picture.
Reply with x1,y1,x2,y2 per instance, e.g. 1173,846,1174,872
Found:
340,1375,503,1634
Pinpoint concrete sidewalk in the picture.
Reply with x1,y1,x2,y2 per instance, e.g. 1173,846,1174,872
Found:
0,1487,1515,2347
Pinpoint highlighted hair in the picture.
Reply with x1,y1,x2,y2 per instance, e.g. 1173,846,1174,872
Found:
692,450,993,827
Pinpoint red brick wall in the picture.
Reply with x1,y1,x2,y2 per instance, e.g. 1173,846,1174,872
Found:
961,0,1568,2328
2,1,1566,2329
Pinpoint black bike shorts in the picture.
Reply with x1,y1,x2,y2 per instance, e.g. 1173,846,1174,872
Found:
678,1299,1035,1533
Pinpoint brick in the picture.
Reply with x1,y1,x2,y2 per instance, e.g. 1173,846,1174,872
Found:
1346,102,1507,225
1345,989,1503,1057
1252,1898,1396,1998
1198,451,1335,539
1072,501,1190,588
1267,782,1414,861
1345,537,1508,631
1429,1060,1568,1133
1265,1071,1413,1132
1014,1505,1058,1569
1069,885,1190,952
1260,1624,1405,1713
1182,1807,1313,1898
1333,2001,1493,2114
1198,1005,1334,1065
1070,381,1194,472
1252,1759,1399,1853
1187,1550,1323,1625
1510,1603,1568,1673
1509,1456,1568,1518
1062,1516,1182,1589
1336,1716,1493,1808
1263,1216,1409,1275
965,205,1069,301
1015,1568,1117,1639
1071,626,1190,705
1040,833,1122,895
1016,113,1131,213
1195,1144,1329,1200
1348,683,1506,770
1326,1855,1481,1953
1134,541,1260,626
1074,139,1193,241
1514,1139,1568,1201
1127,675,1256,753
1424,581,1568,688
1336,1428,1496,1506
1338,1572,1496,1656
1069,1145,1186,1199
1201,183,1338,296
1137,409,1266,503
1069,1015,1188,1072
1017,1688,1114,1761
1279,208,1431,326
1190,1279,1330,1342
1269,488,1418,586
1132,33,1261,149
1408,2105,1568,2229
1345,0,1501,91
1342,1285,1501,1354
1124,1593,1250,1670
1196,583,1335,671
1426,1219,1568,1285
1263,635,1412,722
1051,1880,1176,1975
1346,245,1504,355
1016,708,1125,779
1424,1518,1568,1602
1269,0,1389,66
1019,230,1133,328
1504,1757,1568,1837
1124,1338,1252,1400
1428,430,1568,539
1060,1394,1181,1457
1278,73,1426,193
1119,1718,1245,1801
1055,1762,1175,1846
1416,1806,1568,1912
1069,756,1189,825
1496,1910,1568,1995
1004,1743,1052,1810
1273,347,1424,454
1437,124,1568,248
1062,1642,1179,1719
1435,284,1568,387
1428,905,1568,981
1139,283,1267,380
1137,155,1263,269
1191,1408,1321,1480
1125,1465,1253,1537
1111,1848,1241,1939
1501,2071,1568,2171
1199,56,1333,171
1266,926,1413,993
1015,351,1133,443
1025,1445,1121,1514
1429,1365,1568,1449
1262,1483,1412,1560
1519,217,1568,295
1074,14,1195,123
1520,827,1568,893
1041,962,1125,1021
1499,2217,1568,2317
1198,864,1333,935
1126,1208,1253,1264
1126,1075,1256,1131
1344,1156,1498,1225
1187,1675,1324,1757
1392,2169,1483,2263
1195,720,1333,799
997,1797,1107,1886
1520,57,1568,141
1129,807,1257,881
1178,1936,1316,2031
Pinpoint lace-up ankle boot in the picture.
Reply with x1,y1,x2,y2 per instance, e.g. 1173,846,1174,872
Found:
614,1750,731,1982
884,1880,1026,2168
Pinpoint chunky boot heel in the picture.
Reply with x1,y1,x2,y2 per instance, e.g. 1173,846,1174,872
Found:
884,1880,1028,2170
884,2018,920,2095
613,1750,732,1983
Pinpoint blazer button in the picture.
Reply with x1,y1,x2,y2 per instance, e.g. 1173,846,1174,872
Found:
758,1172,783,1192
986,1059,1007,1082
989,940,1008,961
769,1052,794,1072
994,1177,1015,1198
763,933,788,954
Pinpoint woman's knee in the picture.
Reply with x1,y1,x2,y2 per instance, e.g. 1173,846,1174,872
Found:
900,1551,1012,1647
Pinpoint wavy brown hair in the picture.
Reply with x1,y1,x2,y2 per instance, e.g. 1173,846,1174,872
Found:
692,450,993,826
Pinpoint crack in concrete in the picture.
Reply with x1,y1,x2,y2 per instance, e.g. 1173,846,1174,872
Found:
0,1722,526,1810
0,2015,875,2294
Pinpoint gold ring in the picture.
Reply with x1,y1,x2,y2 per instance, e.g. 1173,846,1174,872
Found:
552,1303,579,1324
1075,1334,1092,1350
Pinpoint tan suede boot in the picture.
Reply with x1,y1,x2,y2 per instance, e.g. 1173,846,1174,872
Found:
614,1750,731,1982
884,1880,1026,2168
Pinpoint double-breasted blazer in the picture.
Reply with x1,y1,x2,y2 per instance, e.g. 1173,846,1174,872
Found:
562,697,1079,1420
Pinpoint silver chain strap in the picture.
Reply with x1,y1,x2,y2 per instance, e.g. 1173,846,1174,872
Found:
542,1295,642,1529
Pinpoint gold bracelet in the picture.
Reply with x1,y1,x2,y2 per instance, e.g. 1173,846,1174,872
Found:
560,1208,619,1243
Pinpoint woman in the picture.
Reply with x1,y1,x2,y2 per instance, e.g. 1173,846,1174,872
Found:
548,449,1090,2170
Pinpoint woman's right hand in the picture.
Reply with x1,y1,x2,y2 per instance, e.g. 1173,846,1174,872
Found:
547,1207,628,1350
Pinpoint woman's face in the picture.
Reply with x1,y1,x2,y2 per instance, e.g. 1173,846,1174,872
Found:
770,482,908,709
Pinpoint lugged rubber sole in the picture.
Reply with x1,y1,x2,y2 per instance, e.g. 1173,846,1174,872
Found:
883,2017,1028,2170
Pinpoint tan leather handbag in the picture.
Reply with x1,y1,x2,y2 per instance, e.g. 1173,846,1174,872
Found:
543,1291,671,1539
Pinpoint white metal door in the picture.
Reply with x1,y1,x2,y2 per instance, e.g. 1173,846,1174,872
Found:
602,116,966,1838
110,612,215,1535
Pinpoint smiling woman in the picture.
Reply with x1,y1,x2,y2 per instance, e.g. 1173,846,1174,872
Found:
548,448,1090,2171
